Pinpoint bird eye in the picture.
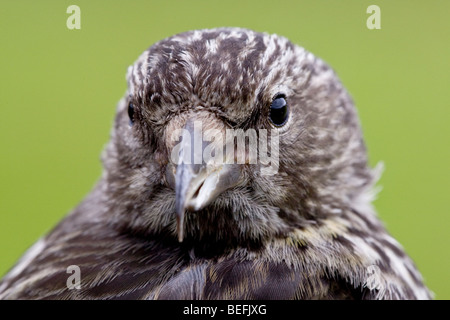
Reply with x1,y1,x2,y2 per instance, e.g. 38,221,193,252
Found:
128,102,135,126
269,94,289,127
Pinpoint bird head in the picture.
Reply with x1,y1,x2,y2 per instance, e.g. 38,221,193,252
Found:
102,28,375,250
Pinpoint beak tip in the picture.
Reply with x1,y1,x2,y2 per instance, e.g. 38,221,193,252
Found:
176,211,185,242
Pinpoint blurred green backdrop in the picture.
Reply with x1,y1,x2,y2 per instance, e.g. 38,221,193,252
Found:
0,0,449,299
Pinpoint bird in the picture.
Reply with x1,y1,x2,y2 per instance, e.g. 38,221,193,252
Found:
0,27,431,300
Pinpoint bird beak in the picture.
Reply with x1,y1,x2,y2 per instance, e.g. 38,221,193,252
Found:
169,117,242,242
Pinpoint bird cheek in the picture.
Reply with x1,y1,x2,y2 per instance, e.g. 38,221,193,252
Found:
165,163,176,189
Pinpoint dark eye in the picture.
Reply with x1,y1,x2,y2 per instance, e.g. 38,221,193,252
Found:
269,94,289,127
128,102,135,126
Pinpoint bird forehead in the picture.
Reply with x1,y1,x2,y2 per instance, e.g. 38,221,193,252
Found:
126,28,303,114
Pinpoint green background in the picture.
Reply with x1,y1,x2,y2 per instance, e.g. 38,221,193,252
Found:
1,0,449,299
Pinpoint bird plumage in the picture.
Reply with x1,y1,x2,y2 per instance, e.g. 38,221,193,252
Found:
0,28,431,299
